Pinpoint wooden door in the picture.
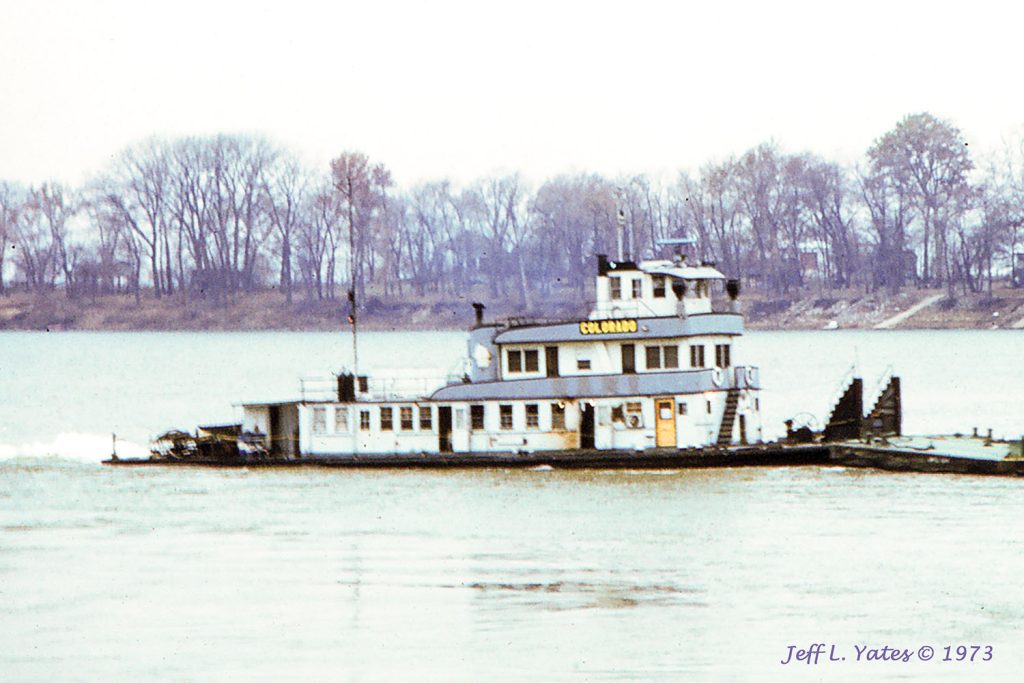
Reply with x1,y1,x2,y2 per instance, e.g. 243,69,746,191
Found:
621,344,635,374
438,406,453,453
655,398,676,447
579,403,595,449
545,346,559,377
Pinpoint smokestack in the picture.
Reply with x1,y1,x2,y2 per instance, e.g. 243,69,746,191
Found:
472,302,486,327
726,279,741,300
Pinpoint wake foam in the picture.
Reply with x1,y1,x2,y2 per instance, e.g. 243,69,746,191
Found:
0,432,151,463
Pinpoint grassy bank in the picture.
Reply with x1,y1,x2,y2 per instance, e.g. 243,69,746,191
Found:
2,285,1023,332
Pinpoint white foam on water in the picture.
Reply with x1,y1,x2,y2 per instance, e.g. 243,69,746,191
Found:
0,432,150,463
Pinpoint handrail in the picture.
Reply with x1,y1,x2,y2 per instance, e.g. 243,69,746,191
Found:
300,373,455,402
865,364,895,413
822,365,856,423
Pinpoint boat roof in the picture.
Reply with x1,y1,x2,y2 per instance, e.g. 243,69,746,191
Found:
494,313,741,345
643,262,726,280
430,367,754,402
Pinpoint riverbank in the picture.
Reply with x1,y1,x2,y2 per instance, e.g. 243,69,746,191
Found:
2,285,1023,331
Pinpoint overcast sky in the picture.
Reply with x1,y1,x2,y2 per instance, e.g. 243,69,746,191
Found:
1,0,1022,187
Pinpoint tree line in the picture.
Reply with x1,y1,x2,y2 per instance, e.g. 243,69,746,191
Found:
1,112,1023,310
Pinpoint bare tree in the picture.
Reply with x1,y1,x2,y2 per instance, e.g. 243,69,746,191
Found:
868,113,974,293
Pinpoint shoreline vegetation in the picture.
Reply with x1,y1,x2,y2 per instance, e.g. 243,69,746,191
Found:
3,284,1023,332
3,112,1024,333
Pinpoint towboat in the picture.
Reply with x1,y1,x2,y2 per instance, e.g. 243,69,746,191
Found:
236,247,764,460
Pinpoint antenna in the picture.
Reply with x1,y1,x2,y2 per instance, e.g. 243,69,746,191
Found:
615,188,625,261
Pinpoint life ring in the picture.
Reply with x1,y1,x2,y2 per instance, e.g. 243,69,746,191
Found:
627,414,642,429
711,367,724,387
745,367,756,385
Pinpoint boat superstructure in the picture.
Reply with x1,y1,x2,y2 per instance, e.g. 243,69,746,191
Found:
238,250,763,459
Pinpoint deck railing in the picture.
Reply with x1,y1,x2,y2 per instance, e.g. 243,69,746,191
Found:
300,372,460,402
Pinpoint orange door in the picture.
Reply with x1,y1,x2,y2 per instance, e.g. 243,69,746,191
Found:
655,398,676,447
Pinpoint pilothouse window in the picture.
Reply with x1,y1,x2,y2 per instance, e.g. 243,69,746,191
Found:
631,279,642,299
610,278,621,300
653,276,666,298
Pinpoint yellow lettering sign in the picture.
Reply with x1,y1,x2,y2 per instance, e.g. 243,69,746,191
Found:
578,319,638,335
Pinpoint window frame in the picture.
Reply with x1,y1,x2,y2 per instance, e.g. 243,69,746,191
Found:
645,345,662,369
419,405,433,431
334,406,349,433
470,404,485,430
400,406,414,431
312,406,327,434
551,403,566,431
380,407,393,431
652,275,666,298
525,403,539,429
499,404,513,430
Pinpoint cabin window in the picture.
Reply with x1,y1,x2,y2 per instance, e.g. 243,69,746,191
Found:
500,404,513,430
653,275,666,298
507,349,539,373
631,279,642,299
576,359,591,370
380,407,393,431
470,405,485,430
706,400,712,414
312,407,327,434
334,407,349,433
690,344,706,368
626,401,642,414
715,344,731,368
551,403,566,430
678,402,688,416
357,376,369,393
360,410,370,431
610,277,621,300
645,345,679,370
400,406,414,431
419,406,433,431
525,404,539,429
611,405,624,422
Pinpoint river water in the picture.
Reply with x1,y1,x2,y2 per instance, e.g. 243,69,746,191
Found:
2,330,1023,680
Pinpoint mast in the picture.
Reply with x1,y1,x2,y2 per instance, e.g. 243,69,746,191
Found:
347,176,359,380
